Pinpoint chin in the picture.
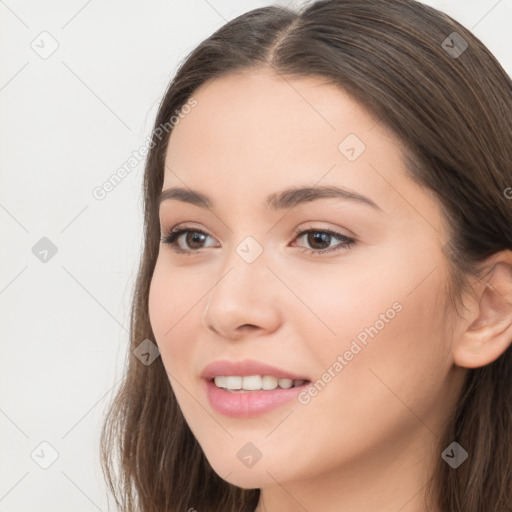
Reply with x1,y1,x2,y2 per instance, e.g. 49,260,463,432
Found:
203,446,304,490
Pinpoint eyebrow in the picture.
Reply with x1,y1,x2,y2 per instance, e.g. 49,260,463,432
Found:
157,185,382,212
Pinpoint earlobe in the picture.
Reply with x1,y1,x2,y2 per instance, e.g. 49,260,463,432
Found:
453,252,512,369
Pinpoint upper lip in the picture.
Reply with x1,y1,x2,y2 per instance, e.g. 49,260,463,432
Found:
200,359,310,381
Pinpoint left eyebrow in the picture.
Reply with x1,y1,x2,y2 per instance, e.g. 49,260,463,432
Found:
157,184,383,212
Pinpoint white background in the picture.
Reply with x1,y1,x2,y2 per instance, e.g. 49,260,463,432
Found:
1,1,510,510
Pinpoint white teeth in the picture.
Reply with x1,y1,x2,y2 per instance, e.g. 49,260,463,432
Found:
278,378,293,389
225,376,242,390
241,375,262,390
262,375,278,390
213,376,226,388
213,375,306,391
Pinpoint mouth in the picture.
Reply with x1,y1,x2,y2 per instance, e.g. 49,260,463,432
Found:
200,359,312,417
203,376,312,418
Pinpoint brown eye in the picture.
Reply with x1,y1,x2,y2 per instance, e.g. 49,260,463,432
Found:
161,225,217,254
183,231,208,250
292,228,356,255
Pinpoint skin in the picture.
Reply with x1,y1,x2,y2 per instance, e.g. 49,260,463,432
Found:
148,67,512,512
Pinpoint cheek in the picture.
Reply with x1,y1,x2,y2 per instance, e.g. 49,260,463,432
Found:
307,239,449,359
148,258,203,339
148,261,195,368
148,258,216,401
289,246,451,428
286,259,403,350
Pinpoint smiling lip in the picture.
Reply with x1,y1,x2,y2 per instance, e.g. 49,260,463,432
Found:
200,359,311,418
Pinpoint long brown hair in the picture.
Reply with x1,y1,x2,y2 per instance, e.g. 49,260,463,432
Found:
100,1,512,510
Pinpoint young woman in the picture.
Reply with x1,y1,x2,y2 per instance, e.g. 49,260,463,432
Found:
101,1,512,511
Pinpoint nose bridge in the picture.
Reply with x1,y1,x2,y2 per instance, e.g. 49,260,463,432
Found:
211,234,270,305
203,232,281,334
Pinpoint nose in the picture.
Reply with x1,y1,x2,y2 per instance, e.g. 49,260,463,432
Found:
201,255,282,340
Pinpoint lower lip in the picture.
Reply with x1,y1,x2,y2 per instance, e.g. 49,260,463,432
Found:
204,379,310,418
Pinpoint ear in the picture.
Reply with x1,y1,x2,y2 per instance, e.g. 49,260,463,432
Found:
453,250,512,369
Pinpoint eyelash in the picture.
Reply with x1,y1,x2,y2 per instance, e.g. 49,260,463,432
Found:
160,223,356,256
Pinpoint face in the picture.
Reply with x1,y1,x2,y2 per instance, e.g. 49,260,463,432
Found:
148,68,464,490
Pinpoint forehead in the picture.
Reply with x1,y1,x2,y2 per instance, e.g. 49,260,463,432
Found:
161,68,438,229
166,68,388,167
